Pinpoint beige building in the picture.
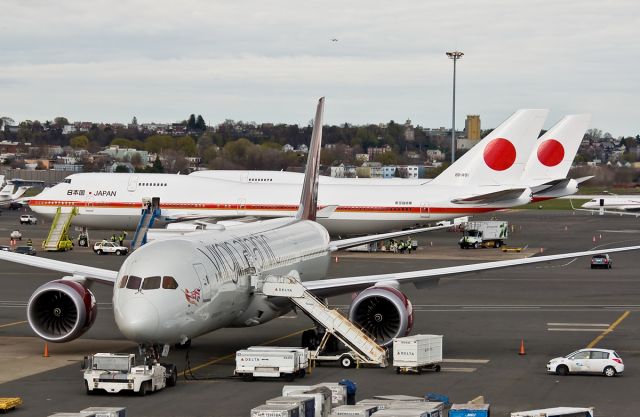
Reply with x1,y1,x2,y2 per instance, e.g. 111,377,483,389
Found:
465,115,481,140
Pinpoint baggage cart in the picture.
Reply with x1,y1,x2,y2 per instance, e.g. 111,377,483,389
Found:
449,403,490,417
251,404,300,417
0,398,22,413
392,335,443,374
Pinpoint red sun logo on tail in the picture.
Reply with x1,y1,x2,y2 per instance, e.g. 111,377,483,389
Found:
483,138,516,171
537,139,564,167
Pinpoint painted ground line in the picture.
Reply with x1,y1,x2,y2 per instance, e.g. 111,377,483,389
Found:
587,311,631,349
547,323,609,327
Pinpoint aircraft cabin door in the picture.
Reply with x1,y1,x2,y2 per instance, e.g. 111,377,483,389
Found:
192,263,212,302
420,201,430,218
84,193,94,213
127,175,138,192
237,198,246,215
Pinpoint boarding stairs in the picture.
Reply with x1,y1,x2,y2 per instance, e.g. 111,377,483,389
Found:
261,273,388,367
131,206,162,250
43,207,76,251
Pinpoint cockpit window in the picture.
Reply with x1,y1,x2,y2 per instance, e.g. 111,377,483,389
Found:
126,275,142,290
162,276,179,289
118,275,128,288
142,276,161,290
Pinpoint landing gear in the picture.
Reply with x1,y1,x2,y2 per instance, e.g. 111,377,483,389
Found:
175,339,192,350
301,329,320,350
140,343,178,388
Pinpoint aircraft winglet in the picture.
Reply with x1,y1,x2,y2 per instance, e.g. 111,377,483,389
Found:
295,97,324,221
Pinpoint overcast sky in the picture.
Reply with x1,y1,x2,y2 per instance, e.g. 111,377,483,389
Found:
1,0,638,136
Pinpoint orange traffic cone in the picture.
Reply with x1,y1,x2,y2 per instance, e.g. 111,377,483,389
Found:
519,339,526,356
43,343,49,358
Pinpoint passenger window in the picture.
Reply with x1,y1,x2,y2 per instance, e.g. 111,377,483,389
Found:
591,351,608,359
126,276,142,290
162,276,179,289
142,276,161,290
570,351,590,360
118,275,128,288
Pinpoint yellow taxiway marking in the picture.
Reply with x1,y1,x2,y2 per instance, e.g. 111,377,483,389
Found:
586,311,630,349
0,320,27,329
179,327,312,377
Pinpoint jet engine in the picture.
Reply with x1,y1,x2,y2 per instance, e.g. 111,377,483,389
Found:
348,286,413,346
27,280,97,343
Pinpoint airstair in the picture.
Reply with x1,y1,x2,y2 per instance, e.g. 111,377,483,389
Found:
131,206,162,250
43,207,76,251
261,273,388,367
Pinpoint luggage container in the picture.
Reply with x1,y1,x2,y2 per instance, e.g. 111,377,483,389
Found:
373,407,440,417
510,407,594,417
236,348,307,381
449,404,490,417
391,402,444,413
80,407,126,417
330,404,378,417
284,386,332,417
248,347,310,372
49,414,93,417
267,396,313,417
314,382,348,407
251,404,300,417
357,399,394,411
393,335,443,374
373,395,425,403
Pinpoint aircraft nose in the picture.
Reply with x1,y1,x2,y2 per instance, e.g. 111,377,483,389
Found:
115,297,159,342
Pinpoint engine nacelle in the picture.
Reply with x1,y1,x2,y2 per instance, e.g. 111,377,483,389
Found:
27,280,97,343
348,286,413,347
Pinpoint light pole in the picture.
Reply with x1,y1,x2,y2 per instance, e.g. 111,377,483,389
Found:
446,50,463,163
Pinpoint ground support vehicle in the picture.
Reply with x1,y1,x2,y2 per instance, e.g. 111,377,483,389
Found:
19,215,37,225
0,398,22,412
235,348,308,381
82,353,177,395
590,254,612,269
93,240,129,256
392,335,443,374
547,348,624,377
459,220,508,249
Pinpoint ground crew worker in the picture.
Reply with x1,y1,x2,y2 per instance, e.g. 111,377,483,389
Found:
118,232,126,246
26,238,33,247
406,238,412,254
110,234,116,242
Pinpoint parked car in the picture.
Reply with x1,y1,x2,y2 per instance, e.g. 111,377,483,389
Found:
19,214,38,225
14,246,36,256
591,254,612,269
10,230,22,240
547,348,624,377
0,245,11,251
93,240,129,256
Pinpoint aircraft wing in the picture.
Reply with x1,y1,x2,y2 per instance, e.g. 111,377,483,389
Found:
0,250,117,285
575,208,640,217
304,245,640,297
329,224,452,251
451,188,529,205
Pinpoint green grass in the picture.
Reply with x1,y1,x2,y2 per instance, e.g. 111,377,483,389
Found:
519,198,589,210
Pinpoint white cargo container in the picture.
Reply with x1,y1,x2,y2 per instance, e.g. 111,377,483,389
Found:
283,386,332,417
248,347,310,372
392,335,443,374
267,396,313,417
373,395,425,403
235,348,307,381
510,407,594,417
357,399,394,411
391,402,444,413
330,404,377,417
80,407,126,417
373,407,440,417
251,404,300,417
314,382,347,407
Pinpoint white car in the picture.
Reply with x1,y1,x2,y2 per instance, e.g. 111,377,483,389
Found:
547,348,624,377
19,214,38,225
93,240,129,256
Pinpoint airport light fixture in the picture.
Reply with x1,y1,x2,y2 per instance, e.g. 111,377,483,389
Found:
446,50,464,163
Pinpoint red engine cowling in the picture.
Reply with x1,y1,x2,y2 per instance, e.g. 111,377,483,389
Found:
348,286,413,346
27,280,97,343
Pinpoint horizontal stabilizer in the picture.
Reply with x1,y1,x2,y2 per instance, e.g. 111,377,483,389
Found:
451,188,529,205
316,205,338,218
576,176,594,184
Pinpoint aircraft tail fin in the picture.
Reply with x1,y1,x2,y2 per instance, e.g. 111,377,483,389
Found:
430,109,548,187
295,97,325,221
11,186,30,200
522,114,591,186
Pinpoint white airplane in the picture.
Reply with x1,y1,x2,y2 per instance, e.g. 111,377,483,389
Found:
28,109,550,235
579,196,640,216
1,98,639,363
191,114,592,202
0,177,31,208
